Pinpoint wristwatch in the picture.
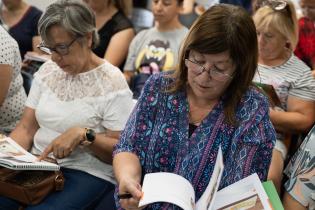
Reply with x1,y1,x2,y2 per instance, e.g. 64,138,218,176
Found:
80,128,96,146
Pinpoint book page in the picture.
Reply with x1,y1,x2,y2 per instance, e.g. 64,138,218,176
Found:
0,137,36,162
0,137,60,171
139,172,196,210
212,173,272,210
195,146,224,210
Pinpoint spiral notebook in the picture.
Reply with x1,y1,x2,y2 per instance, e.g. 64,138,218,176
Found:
0,136,60,171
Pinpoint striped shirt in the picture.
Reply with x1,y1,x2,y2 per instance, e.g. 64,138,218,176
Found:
253,54,315,111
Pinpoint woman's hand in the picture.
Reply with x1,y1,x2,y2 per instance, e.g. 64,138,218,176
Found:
38,127,85,160
118,177,144,210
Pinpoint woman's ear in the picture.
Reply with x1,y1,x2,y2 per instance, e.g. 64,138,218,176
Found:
86,32,93,49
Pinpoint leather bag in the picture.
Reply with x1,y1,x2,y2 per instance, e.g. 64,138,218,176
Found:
0,167,64,205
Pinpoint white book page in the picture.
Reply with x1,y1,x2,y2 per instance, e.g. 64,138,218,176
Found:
212,173,272,210
195,146,224,210
0,137,36,162
139,172,196,210
0,137,60,171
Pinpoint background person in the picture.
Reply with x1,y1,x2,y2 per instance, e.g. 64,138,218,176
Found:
283,124,315,210
114,4,275,210
253,0,315,193
83,0,135,69
294,0,315,77
0,1,134,209
123,0,188,98
0,0,42,60
0,25,26,135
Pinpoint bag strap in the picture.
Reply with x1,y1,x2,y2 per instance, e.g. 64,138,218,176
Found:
54,171,64,191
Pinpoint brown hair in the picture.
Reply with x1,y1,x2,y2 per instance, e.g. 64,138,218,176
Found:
110,0,133,16
169,4,258,125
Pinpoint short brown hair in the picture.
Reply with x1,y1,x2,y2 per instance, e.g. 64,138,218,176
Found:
169,4,258,125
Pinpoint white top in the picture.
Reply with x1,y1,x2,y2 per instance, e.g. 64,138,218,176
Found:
0,26,26,134
26,60,134,183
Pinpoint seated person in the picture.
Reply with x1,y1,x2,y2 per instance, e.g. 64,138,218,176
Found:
123,0,189,97
0,0,42,60
83,0,135,69
283,124,315,210
253,0,315,193
113,4,276,209
0,1,134,209
0,25,26,135
294,0,315,77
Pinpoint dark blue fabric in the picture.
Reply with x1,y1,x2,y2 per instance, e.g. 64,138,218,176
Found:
8,6,42,59
0,168,115,210
219,0,252,12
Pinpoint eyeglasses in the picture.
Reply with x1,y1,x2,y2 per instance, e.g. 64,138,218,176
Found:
37,37,78,56
259,0,287,10
185,59,233,81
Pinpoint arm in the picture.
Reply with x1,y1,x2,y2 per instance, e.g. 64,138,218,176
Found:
269,96,315,133
180,0,195,14
10,107,39,150
32,35,42,54
113,152,143,209
0,64,12,106
39,127,120,164
105,28,135,67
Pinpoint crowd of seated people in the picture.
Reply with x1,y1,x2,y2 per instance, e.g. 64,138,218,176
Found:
0,0,314,209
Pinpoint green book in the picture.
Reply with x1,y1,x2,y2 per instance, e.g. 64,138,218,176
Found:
262,181,284,210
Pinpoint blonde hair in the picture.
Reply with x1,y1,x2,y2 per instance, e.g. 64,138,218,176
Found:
253,0,298,50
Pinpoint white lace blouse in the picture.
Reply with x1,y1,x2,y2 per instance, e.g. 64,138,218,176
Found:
26,60,134,183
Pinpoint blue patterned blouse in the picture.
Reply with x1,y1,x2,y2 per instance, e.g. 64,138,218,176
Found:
114,73,276,210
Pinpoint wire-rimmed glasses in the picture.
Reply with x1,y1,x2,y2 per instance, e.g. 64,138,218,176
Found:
37,37,78,56
185,59,234,81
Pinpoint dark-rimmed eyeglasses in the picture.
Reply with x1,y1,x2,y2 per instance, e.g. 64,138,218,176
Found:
37,37,78,56
185,59,234,81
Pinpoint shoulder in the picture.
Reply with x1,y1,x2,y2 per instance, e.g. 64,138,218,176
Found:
97,61,130,91
236,86,269,117
112,11,133,28
26,6,42,20
33,60,60,81
286,54,311,73
0,27,19,58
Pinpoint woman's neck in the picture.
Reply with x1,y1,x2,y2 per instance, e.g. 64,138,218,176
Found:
94,3,118,29
3,1,26,13
259,49,291,67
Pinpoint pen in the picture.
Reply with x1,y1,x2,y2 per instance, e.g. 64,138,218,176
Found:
118,193,133,199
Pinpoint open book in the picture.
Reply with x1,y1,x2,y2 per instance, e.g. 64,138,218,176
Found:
0,136,60,171
139,147,274,210
254,82,282,108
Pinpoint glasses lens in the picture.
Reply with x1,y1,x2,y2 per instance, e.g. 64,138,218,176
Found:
55,45,69,56
186,59,203,75
210,70,229,81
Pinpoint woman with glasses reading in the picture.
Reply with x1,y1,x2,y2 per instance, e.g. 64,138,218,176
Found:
253,0,315,194
113,4,276,210
0,0,134,209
